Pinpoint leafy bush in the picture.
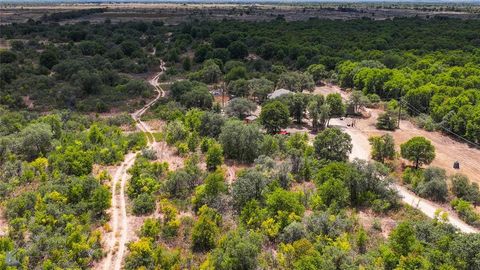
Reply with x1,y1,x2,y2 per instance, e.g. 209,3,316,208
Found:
415,167,448,202
141,148,157,160
451,198,480,227
376,112,397,130
451,174,480,205
133,193,156,215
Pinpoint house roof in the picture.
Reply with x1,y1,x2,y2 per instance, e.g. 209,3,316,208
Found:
268,88,292,99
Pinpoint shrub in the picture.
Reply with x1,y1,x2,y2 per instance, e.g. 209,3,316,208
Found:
376,112,397,130
141,149,157,160
414,114,437,132
451,174,480,205
176,142,189,156
133,193,156,215
416,167,448,202
191,205,221,252
367,94,381,104
280,221,306,243
162,219,180,239
140,218,161,239
451,198,480,226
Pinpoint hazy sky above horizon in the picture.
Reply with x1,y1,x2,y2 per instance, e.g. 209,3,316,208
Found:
1,0,479,3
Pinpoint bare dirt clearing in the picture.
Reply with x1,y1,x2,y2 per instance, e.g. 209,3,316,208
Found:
0,208,8,237
317,84,479,233
317,84,480,183
358,109,480,183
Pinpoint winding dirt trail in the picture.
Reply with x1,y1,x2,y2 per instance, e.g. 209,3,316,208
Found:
99,61,166,270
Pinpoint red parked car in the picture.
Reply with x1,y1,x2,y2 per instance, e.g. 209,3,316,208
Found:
277,130,290,135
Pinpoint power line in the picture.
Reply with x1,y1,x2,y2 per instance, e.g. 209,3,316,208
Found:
400,100,480,170
400,100,480,148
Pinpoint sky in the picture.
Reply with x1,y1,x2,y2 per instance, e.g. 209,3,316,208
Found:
1,0,479,3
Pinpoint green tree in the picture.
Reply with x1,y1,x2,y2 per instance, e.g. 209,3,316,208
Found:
181,85,214,109
451,174,480,205
170,80,197,100
190,60,223,84
49,143,94,176
317,178,350,210
75,70,102,95
191,205,221,252
376,112,398,131
164,169,197,199
313,128,352,162
227,79,249,96
325,93,345,117
307,64,328,84
287,93,309,124
228,41,248,59
400,137,435,169
140,218,161,239
90,185,111,217
124,238,155,269
209,229,263,270
193,169,227,210
200,112,225,138
219,120,263,163
39,50,59,69
248,78,274,102
206,142,224,171
277,72,315,92
369,134,395,163
389,222,417,256
232,169,270,210
132,193,156,215
182,57,192,71
18,123,53,160
225,98,257,120
259,101,290,134
356,227,368,254
0,51,17,64
225,67,247,83
308,95,329,132
165,120,188,145
348,91,370,115
416,167,448,202
265,188,305,229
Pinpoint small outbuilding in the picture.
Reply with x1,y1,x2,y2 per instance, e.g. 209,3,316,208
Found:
453,161,460,169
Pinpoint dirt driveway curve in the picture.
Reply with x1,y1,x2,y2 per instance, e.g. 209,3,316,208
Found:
318,85,479,233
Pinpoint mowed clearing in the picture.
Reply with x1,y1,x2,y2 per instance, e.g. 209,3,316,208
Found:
315,85,480,184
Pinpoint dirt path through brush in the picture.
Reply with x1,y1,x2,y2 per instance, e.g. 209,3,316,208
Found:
97,61,166,270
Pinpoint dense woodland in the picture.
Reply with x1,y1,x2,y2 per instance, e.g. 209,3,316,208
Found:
1,15,480,269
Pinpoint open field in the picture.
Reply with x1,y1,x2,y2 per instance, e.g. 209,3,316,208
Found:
1,2,479,25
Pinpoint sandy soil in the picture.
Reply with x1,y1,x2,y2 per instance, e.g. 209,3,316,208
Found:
357,210,396,238
317,85,479,233
318,85,480,183
358,109,480,183
0,208,7,237
95,62,166,270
